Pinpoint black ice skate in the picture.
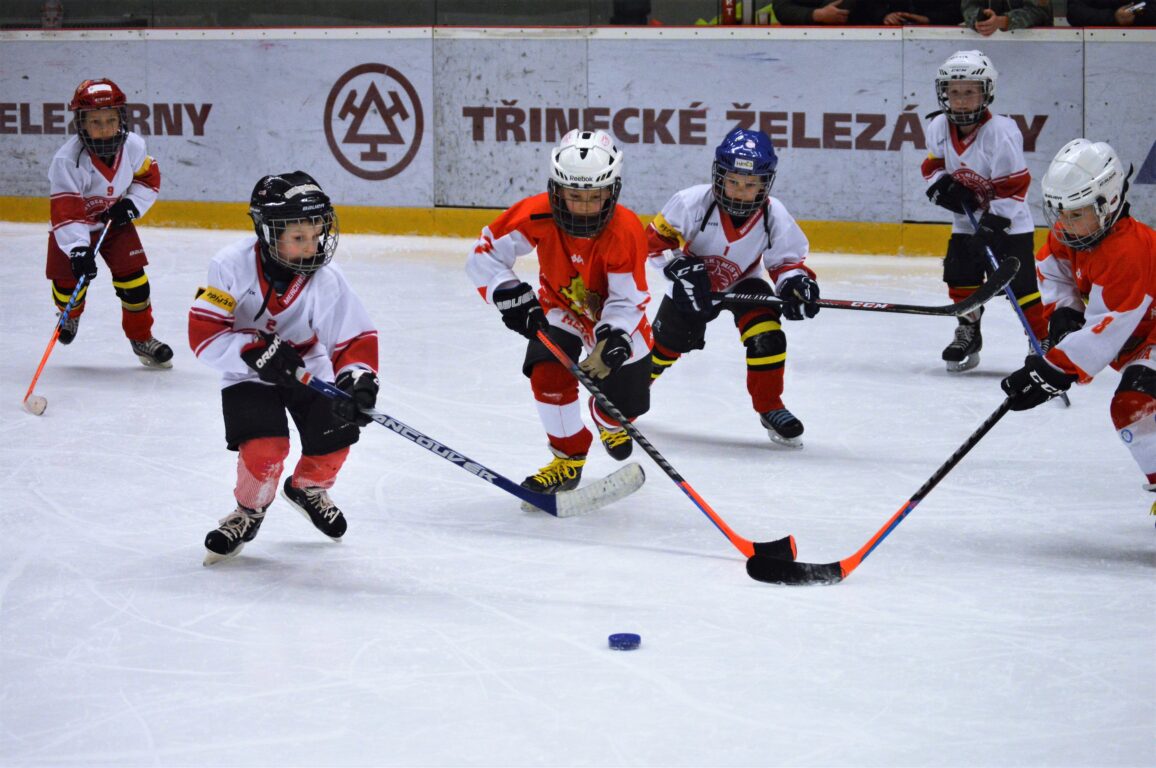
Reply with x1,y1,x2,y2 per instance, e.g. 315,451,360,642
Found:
203,505,266,566
942,310,982,372
281,477,347,541
58,313,80,345
760,408,804,448
597,423,633,461
521,451,586,494
131,337,174,369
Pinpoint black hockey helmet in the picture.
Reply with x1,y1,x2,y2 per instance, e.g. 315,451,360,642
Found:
248,171,339,276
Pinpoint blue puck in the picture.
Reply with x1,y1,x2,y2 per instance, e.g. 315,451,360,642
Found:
608,633,641,651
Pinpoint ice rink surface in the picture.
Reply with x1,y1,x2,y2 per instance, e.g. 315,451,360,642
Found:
1,222,1152,767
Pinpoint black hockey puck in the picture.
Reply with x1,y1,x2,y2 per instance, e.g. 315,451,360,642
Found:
608,632,641,651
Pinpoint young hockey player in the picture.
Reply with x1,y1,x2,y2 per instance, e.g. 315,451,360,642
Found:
466,129,652,494
647,127,819,448
922,50,1048,372
1000,139,1156,517
46,78,173,368
190,172,380,565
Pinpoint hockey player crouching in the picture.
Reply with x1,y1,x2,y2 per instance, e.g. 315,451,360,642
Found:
467,129,652,494
46,78,173,367
190,172,380,565
647,128,820,448
1001,139,1156,518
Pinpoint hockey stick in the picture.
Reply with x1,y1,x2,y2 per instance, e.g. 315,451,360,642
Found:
22,221,112,416
964,207,1070,407
297,370,644,518
714,256,1019,318
536,329,796,560
747,399,1011,585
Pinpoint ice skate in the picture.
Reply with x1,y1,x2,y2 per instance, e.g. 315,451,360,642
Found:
760,408,804,448
597,423,633,461
58,313,80,345
521,450,586,494
942,314,982,372
281,477,347,541
131,337,174,369
203,505,266,566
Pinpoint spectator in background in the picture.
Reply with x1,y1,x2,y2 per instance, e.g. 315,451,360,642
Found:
1066,0,1150,25
962,0,1053,34
773,0,962,24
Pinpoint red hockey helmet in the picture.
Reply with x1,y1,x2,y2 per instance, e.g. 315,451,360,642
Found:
69,78,128,158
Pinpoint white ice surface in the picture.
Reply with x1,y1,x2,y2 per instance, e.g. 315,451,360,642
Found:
1,222,1152,767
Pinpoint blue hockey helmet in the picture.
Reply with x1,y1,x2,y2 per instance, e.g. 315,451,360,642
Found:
712,128,777,218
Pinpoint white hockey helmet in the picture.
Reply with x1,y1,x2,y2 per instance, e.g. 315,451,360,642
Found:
1041,138,1128,250
548,129,624,238
935,50,997,127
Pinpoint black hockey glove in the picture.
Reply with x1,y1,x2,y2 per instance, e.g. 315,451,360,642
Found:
663,255,712,316
1042,306,1087,353
1000,355,1077,411
102,199,140,227
492,282,547,340
779,274,821,321
240,331,304,388
926,175,979,215
68,245,98,281
332,369,379,427
579,325,632,380
967,212,1012,261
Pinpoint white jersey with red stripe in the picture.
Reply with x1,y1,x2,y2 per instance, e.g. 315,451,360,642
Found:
48,133,161,254
921,111,1032,236
645,184,813,295
188,235,379,390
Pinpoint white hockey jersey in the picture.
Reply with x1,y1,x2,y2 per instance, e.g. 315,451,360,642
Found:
49,133,160,253
921,111,1032,236
646,184,813,297
189,236,379,390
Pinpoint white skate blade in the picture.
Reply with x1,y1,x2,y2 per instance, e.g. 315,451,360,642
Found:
203,542,244,566
136,355,173,369
521,462,646,517
945,353,980,373
766,431,803,449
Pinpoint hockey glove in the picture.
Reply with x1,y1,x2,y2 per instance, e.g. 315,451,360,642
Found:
1042,306,1087,353
102,199,140,227
779,274,821,321
579,325,632,380
68,246,98,281
926,175,979,215
663,255,712,316
492,282,547,340
1000,355,1077,411
966,212,1011,261
332,369,379,427
240,331,304,388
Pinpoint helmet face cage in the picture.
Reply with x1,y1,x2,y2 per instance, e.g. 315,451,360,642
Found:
548,129,624,238
249,172,339,276
712,128,778,218
70,78,128,157
935,51,996,127
1041,139,1127,251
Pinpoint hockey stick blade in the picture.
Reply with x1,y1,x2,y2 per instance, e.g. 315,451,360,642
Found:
298,371,644,517
520,462,646,517
747,400,1010,586
716,257,1018,318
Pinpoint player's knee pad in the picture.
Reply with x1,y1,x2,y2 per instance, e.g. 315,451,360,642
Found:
652,298,706,353
239,436,290,478
742,320,785,370
51,279,88,310
530,360,578,405
113,269,151,311
1112,367,1156,430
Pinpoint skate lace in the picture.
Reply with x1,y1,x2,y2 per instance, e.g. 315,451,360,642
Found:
949,323,979,349
763,409,799,429
530,457,584,485
301,488,341,523
131,338,165,355
599,426,631,450
58,314,79,332
215,510,254,542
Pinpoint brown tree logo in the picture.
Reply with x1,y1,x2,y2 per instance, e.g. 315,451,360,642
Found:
324,64,424,181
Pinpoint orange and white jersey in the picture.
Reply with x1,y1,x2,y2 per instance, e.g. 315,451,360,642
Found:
921,111,1032,236
645,184,813,295
48,132,161,254
189,235,379,390
466,193,652,356
1038,217,1156,382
